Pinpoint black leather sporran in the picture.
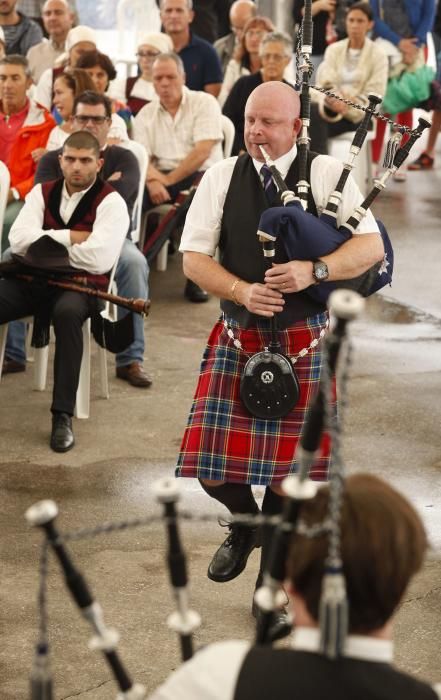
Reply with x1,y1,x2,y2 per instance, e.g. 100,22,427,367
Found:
240,348,300,419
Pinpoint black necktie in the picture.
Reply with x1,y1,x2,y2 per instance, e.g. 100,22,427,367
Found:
260,164,278,204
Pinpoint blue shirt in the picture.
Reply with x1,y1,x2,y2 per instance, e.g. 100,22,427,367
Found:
179,32,223,91
370,0,436,47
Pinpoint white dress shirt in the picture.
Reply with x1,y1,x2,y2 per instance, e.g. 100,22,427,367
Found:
133,86,223,172
147,627,441,700
179,144,379,258
9,180,129,275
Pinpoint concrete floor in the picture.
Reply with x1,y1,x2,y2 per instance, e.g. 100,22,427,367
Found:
1,149,441,698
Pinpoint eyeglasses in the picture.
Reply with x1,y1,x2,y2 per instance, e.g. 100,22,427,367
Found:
137,50,160,58
73,115,108,125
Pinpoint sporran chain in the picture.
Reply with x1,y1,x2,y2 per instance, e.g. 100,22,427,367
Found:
222,316,330,366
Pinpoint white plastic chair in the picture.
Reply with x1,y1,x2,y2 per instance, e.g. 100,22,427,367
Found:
121,140,149,245
221,114,235,158
0,161,11,259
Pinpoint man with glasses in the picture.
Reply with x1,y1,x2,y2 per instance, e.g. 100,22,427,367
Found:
214,0,257,74
3,91,152,389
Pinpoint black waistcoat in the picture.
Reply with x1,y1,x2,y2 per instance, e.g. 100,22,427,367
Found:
219,153,326,329
233,647,438,700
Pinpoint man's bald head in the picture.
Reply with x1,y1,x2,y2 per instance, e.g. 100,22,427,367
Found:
244,82,301,161
230,0,257,39
246,81,301,121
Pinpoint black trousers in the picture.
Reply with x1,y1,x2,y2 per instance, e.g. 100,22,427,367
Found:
0,279,90,415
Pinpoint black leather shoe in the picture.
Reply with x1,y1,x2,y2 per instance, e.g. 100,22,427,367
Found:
184,279,209,303
2,357,26,374
50,412,75,453
207,523,261,582
252,600,293,642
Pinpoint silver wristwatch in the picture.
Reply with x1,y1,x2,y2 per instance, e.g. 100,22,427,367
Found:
312,259,329,283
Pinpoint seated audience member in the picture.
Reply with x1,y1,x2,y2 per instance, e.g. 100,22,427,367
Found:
0,131,129,452
369,0,435,179
26,0,74,83
0,54,55,253
3,91,152,389
160,0,223,98
75,49,129,142
0,0,42,55
124,32,173,117
17,0,77,27
146,473,441,700
46,68,95,150
35,24,96,110
313,2,388,138
222,31,294,155
133,51,223,303
214,0,257,75
218,14,274,107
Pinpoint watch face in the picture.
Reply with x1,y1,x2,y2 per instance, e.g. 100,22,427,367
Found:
314,261,328,281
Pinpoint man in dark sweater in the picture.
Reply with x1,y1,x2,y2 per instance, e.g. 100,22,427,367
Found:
4,91,152,389
146,473,440,700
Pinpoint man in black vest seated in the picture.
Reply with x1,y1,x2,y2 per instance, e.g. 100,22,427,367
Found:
146,473,441,700
0,131,129,452
4,91,152,389
176,80,384,640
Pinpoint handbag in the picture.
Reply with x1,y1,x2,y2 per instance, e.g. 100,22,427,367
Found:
382,64,435,114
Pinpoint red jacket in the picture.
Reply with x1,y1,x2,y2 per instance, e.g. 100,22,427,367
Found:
3,99,55,199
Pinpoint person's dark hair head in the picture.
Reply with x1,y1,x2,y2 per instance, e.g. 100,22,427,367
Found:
0,54,31,78
73,90,112,119
62,130,101,157
235,15,274,65
346,1,373,21
75,50,117,83
55,68,95,99
287,473,428,634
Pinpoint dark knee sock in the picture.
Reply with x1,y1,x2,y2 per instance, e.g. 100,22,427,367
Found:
199,480,259,515
256,487,285,585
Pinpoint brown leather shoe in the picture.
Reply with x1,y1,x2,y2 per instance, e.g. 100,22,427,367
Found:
2,357,26,374
116,362,152,388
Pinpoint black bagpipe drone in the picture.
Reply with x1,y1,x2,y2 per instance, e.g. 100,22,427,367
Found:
24,287,364,698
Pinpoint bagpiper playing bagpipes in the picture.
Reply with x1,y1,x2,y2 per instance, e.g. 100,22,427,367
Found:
172,0,430,643
21,0,434,695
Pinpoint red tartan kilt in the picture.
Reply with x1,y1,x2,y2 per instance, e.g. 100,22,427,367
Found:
176,314,333,486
